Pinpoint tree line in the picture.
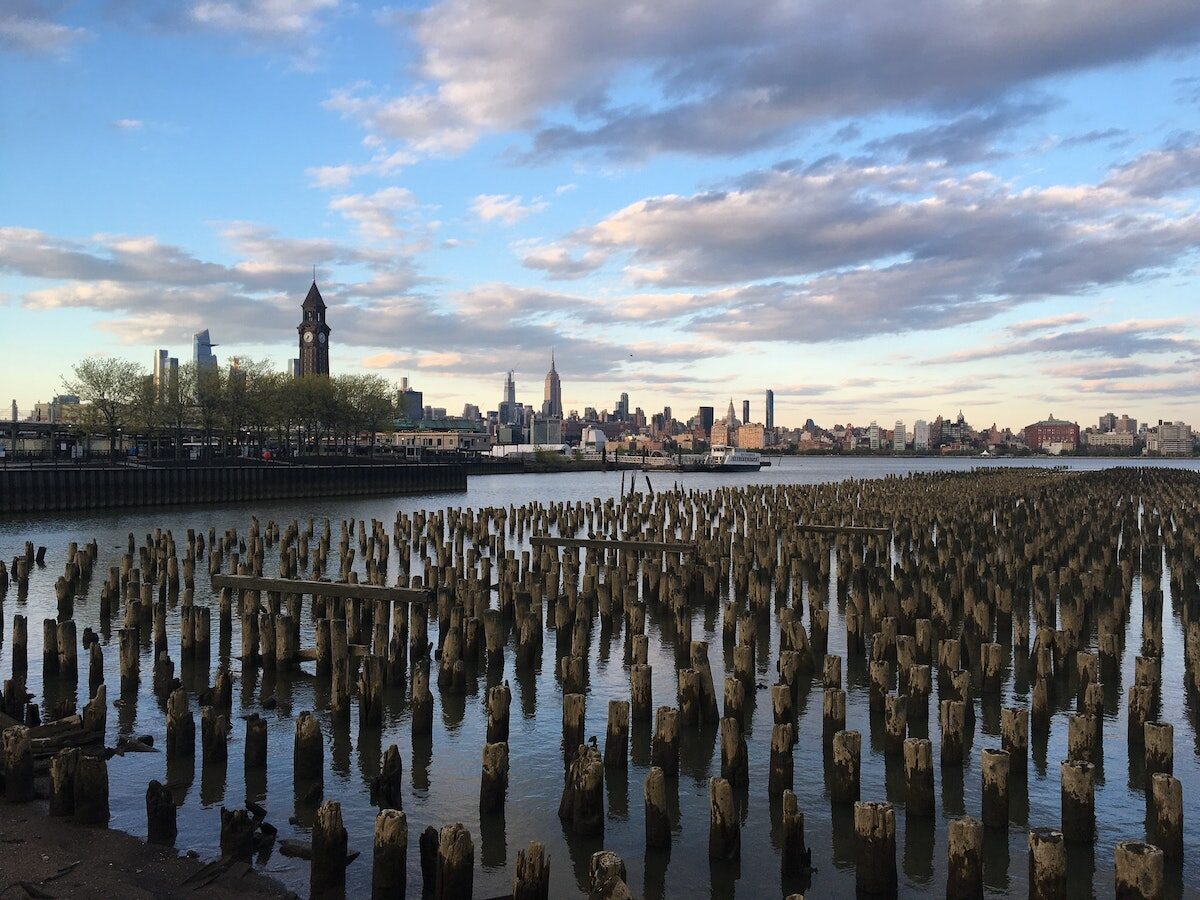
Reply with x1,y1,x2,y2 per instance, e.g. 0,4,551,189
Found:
63,356,395,458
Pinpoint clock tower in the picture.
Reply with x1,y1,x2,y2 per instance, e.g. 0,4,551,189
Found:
298,279,331,376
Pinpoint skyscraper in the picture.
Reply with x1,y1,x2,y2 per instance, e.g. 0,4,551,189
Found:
742,399,750,425
193,329,218,371
298,280,331,376
698,406,714,436
764,389,774,430
499,371,518,424
726,399,739,427
542,352,563,418
914,420,930,450
893,421,906,452
399,377,424,421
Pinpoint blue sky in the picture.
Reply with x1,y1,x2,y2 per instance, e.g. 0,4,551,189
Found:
2,0,1199,429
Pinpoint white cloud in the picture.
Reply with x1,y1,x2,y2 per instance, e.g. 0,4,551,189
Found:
328,187,417,241
111,118,144,131
470,194,547,225
0,5,87,57
188,0,337,37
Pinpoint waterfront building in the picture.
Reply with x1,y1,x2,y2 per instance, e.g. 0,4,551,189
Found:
1117,414,1138,435
893,421,906,452
868,421,881,450
913,419,929,450
542,353,563,418
297,280,331,376
193,329,218,371
740,423,766,449
1023,414,1080,451
1085,430,1136,449
1148,421,1193,456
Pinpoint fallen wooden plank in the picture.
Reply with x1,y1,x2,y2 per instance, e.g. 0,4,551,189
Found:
210,574,432,604
530,536,696,554
796,524,891,536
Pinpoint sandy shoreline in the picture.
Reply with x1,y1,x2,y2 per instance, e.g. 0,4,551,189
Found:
0,799,296,899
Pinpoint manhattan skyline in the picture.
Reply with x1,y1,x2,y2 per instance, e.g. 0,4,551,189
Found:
3,1,1200,427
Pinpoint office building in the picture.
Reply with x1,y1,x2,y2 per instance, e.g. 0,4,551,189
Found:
398,377,424,421
698,406,715,436
1099,412,1117,432
1117,415,1138,435
193,329,218,371
1023,415,1080,451
893,421,906,452
742,400,750,426
868,422,881,450
542,353,563,418
913,420,930,450
1149,421,1192,456
765,390,774,430
499,371,518,424
153,350,178,399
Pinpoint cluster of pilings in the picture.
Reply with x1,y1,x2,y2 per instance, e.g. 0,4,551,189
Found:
1,466,1198,898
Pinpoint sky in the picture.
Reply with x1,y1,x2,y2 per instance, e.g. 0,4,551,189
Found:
2,0,1200,431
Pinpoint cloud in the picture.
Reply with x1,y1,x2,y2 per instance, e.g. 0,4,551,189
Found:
519,244,606,279
187,0,337,37
936,319,1200,362
470,194,547,225
111,118,145,131
862,99,1055,164
328,187,417,241
1104,138,1200,197
1005,312,1090,335
0,3,87,56
334,0,1200,159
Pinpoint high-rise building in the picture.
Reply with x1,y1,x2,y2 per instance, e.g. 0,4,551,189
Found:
725,399,739,428
398,377,423,421
913,420,930,450
868,422,881,450
193,329,218,371
290,358,301,378
1117,414,1138,435
1150,421,1192,456
499,371,518,424
893,421,906,452
153,350,178,399
742,400,750,426
1023,414,1079,451
1099,412,1117,432
542,352,563,418
698,406,714,436
297,280,331,376
764,390,774,430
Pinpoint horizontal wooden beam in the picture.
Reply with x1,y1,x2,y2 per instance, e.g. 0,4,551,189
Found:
531,535,696,554
796,524,891,536
210,573,432,604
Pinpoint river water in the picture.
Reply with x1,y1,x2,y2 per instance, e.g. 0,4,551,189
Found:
1,455,1198,898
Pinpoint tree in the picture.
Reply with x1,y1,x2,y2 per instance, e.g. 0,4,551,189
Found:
128,375,164,459
64,357,143,456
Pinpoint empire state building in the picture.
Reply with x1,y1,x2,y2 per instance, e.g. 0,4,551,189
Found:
542,353,563,418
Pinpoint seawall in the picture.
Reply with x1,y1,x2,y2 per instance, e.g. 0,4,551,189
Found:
0,462,466,514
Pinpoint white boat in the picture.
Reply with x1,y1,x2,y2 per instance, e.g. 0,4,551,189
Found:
700,445,763,472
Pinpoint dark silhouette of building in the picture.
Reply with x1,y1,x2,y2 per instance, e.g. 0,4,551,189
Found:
765,389,774,430
742,399,750,425
298,280,331,376
698,406,714,436
542,352,563,418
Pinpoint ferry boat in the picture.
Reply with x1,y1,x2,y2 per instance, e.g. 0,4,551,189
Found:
700,445,763,472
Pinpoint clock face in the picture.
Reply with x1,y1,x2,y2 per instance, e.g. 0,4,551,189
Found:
318,333,326,344
303,331,314,344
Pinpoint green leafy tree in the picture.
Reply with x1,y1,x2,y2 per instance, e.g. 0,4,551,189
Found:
63,357,143,456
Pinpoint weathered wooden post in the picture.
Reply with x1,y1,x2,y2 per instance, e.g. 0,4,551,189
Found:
940,699,966,766
311,800,349,900
563,693,585,761
73,754,109,826
645,766,670,849
1061,760,1095,843
511,842,550,900
487,681,512,744
981,748,1010,828
1143,721,1173,777
651,706,680,776
435,823,474,899
946,816,983,899
604,699,629,769
1002,706,1029,774
372,809,408,900
769,723,795,794
295,710,324,787
49,747,79,816
3,725,34,802
1113,841,1163,900
480,741,509,813
781,789,812,876
146,779,177,846
1028,829,1067,898
1148,773,1183,860
854,801,897,896
903,737,935,818
830,730,861,803
708,777,740,860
